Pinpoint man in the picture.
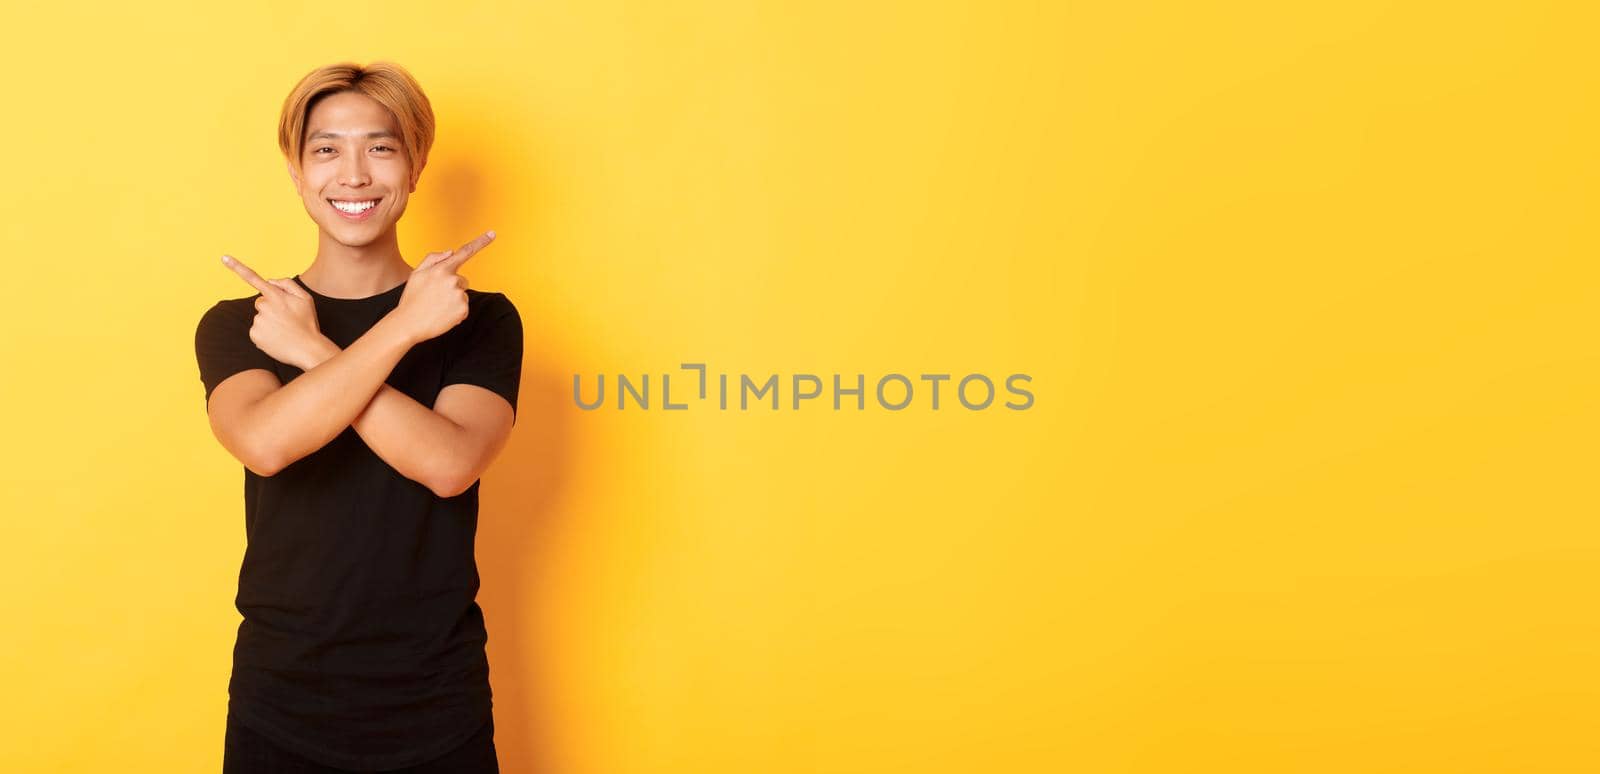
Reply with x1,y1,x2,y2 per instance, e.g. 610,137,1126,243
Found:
195,61,518,773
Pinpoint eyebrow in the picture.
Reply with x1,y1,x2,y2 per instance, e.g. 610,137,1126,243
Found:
306,130,398,141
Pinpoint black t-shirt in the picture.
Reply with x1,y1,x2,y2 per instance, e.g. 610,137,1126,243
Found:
193,274,522,771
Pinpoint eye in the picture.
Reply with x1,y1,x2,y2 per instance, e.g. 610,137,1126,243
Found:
373,145,395,152
313,147,334,155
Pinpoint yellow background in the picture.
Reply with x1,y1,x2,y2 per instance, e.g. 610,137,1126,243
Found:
2,1,1595,771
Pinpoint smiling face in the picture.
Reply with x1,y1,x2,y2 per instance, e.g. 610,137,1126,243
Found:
287,90,418,247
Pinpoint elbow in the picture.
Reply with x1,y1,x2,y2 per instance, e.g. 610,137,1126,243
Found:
429,474,475,499
427,460,479,499
246,456,285,478
211,412,287,477
425,476,467,502
243,440,288,478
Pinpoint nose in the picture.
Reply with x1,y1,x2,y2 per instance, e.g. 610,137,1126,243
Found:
339,152,370,188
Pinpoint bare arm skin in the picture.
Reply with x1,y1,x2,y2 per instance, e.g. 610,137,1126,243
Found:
298,336,515,497
206,331,512,496
205,231,508,493
207,314,418,478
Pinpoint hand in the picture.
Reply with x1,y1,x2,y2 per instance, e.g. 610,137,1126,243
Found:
221,254,328,371
393,230,496,344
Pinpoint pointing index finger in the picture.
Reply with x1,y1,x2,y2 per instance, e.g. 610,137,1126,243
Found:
222,255,280,297
438,230,496,272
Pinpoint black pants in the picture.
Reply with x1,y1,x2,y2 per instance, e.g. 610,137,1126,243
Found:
223,712,499,773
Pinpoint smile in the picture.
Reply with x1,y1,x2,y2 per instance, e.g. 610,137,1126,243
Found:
328,198,381,221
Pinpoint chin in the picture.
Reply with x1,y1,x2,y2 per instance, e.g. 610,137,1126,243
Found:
321,221,384,245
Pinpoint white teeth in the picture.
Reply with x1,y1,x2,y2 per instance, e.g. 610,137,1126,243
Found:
332,199,377,213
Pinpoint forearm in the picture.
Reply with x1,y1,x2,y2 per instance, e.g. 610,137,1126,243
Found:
242,313,417,473
356,383,474,497
295,341,475,497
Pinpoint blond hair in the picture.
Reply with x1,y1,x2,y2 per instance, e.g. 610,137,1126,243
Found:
277,61,435,185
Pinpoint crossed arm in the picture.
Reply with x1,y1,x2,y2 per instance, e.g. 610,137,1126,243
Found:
304,330,514,497
208,311,514,497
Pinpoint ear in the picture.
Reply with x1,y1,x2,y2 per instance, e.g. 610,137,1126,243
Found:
409,154,425,193
286,159,300,192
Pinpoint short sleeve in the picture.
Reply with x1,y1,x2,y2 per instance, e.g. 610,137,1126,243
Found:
195,299,278,406
440,292,523,425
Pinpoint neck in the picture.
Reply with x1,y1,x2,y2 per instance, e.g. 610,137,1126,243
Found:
300,226,413,298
